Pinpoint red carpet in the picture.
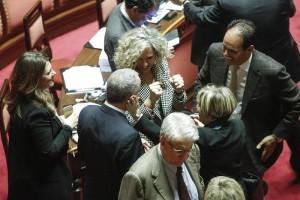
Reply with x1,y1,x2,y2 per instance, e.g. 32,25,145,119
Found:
1,0,300,199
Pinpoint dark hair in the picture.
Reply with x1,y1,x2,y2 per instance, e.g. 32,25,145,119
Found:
7,51,55,115
125,0,156,13
227,19,256,50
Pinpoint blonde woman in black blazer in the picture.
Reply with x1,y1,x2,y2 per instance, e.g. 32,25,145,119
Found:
7,52,77,200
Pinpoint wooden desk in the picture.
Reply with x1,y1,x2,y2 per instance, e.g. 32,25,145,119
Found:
58,10,190,115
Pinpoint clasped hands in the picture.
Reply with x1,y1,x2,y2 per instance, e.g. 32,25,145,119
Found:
145,74,185,109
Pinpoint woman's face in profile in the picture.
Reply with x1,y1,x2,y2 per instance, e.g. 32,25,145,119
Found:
135,47,156,75
39,62,56,89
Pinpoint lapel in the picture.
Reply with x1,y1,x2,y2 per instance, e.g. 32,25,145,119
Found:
241,50,262,115
185,144,203,200
152,146,174,200
212,52,229,85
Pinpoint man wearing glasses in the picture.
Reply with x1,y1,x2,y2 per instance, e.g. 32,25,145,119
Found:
104,0,158,71
118,112,204,200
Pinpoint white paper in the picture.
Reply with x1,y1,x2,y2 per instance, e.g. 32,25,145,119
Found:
89,27,106,49
99,50,112,72
165,1,183,11
147,2,169,24
62,66,104,93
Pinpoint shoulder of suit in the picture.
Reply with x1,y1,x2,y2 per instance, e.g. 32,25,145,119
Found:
129,146,158,173
252,49,285,72
208,43,223,54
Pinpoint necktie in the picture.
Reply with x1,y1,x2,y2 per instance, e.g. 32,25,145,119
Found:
229,66,238,96
177,167,191,200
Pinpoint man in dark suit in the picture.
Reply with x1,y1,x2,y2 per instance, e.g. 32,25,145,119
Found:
119,112,204,200
194,20,300,187
78,69,148,200
104,0,157,71
175,0,300,82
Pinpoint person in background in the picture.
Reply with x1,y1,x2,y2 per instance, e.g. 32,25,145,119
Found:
194,84,246,187
114,27,187,127
6,52,78,200
175,0,300,81
78,68,145,200
194,19,300,198
204,176,246,200
118,112,204,200
104,0,158,71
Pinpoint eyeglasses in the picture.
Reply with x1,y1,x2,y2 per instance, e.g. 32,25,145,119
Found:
167,140,193,156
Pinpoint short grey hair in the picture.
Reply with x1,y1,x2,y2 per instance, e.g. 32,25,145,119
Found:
106,69,141,103
197,84,236,121
114,27,172,70
204,176,246,200
160,112,199,142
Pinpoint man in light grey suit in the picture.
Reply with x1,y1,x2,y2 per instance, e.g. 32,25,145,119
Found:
104,0,157,71
118,112,204,200
194,19,300,196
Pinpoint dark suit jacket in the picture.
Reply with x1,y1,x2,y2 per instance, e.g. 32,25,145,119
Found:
104,3,136,71
8,100,72,200
198,119,246,185
184,0,300,81
77,104,144,200
195,43,300,173
118,145,204,200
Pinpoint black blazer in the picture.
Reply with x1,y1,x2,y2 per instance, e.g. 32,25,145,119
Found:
184,0,300,81
198,119,246,185
8,100,72,200
195,43,300,173
77,104,144,200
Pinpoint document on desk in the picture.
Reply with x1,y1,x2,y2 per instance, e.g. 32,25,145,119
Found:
165,1,183,11
62,65,104,94
98,50,112,72
147,2,169,24
89,27,106,49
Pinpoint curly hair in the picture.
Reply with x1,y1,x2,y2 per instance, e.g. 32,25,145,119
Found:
114,27,172,70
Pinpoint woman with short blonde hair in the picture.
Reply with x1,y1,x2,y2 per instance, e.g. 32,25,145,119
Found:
195,84,246,191
204,176,246,200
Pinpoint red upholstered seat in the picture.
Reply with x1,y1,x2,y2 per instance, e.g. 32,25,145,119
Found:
96,0,122,28
23,0,73,87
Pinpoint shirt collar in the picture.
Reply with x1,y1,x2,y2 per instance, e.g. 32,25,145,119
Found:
239,53,252,72
104,101,125,115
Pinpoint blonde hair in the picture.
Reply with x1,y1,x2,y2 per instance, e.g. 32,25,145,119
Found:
196,84,236,121
205,176,246,200
114,27,172,70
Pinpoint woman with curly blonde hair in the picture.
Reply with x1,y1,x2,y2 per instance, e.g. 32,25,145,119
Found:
114,27,187,129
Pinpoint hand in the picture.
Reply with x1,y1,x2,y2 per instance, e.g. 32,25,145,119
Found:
256,135,278,162
141,138,152,152
146,81,163,108
126,95,140,120
170,74,185,94
64,111,78,129
190,113,204,127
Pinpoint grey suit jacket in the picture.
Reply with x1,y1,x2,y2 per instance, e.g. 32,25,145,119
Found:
104,3,136,71
118,145,204,200
194,43,300,173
